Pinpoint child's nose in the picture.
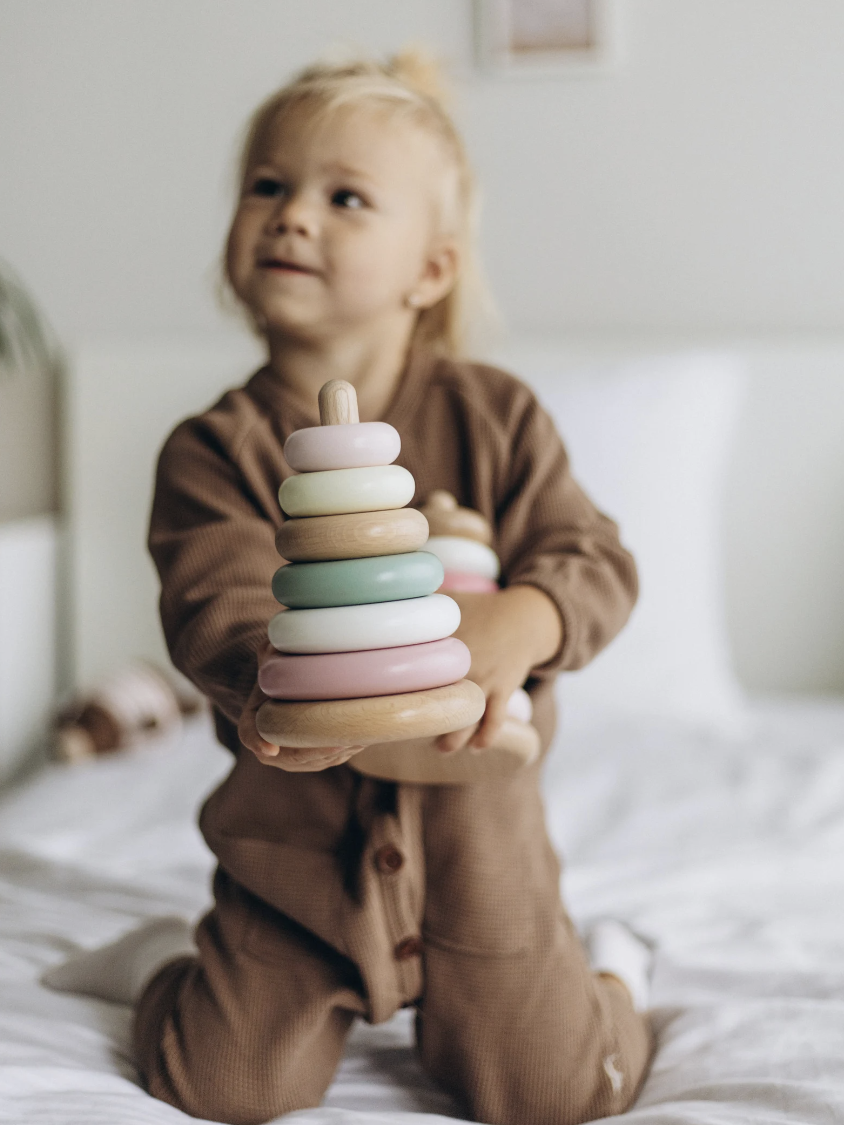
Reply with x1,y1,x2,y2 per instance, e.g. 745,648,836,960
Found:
266,193,317,237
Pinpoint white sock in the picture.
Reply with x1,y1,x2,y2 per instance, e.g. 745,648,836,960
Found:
41,916,196,1005
585,919,653,1012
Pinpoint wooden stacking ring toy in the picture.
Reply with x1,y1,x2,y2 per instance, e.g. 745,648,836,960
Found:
439,570,499,594
268,593,461,654
284,420,400,472
256,679,486,749
272,552,444,609
275,507,429,563
419,490,492,545
506,686,534,725
351,686,540,782
425,535,500,581
258,637,472,700
350,490,541,782
279,464,415,518
350,718,541,784
257,380,483,757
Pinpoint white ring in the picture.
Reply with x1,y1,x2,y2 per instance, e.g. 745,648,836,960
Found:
423,536,500,581
268,593,461,654
506,687,533,723
279,465,415,518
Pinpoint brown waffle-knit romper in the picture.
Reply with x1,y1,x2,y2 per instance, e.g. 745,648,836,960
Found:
136,347,653,1125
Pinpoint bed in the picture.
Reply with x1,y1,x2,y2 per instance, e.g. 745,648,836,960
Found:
2,694,843,1124
2,339,842,1123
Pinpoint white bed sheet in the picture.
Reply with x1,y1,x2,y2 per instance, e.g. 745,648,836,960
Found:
1,697,843,1125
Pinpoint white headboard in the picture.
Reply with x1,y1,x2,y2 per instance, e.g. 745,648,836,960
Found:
65,332,844,697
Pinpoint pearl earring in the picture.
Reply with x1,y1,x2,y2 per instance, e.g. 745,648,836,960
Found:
405,293,422,309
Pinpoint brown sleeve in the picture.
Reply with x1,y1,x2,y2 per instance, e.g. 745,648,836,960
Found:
493,392,638,677
147,419,280,726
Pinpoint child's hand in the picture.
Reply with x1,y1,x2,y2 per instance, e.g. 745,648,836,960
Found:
238,642,365,772
437,586,563,754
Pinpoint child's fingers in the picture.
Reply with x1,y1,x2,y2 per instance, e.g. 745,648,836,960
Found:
262,744,365,772
468,690,507,752
436,722,478,755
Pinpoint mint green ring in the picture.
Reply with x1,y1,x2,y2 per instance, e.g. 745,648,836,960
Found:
272,552,444,609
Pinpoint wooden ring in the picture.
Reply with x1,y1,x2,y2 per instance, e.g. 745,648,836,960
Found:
425,536,500,580
284,421,400,472
350,717,541,784
279,465,415,518
275,508,429,562
419,491,493,545
258,637,471,700
506,687,533,724
439,570,499,594
256,679,486,747
272,552,443,608
268,593,460,654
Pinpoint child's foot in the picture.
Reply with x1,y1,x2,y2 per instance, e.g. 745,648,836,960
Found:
41,915,196,1005
585,919,653,1012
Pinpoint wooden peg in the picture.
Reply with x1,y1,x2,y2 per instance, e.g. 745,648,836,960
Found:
319,380,359,426
426,490,458,512
419,490,493,546
276,507,429,562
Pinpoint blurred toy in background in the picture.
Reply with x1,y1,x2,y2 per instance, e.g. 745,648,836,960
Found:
418,490,499,592
352,489,540,784
423,490,536,734
55,663,202,763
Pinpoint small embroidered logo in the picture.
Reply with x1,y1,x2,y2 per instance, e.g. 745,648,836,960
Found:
603,1053,624,1095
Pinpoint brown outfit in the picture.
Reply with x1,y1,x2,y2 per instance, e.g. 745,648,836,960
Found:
137,347,653,1124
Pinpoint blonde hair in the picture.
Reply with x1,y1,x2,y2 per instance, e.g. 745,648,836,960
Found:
225,48,492,357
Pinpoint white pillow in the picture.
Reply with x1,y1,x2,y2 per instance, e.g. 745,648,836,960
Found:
511,350,747,733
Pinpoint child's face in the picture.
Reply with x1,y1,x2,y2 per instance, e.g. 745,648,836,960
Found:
226,104,455,343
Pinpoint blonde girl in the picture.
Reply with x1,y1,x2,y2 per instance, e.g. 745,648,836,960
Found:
47,50,654,1125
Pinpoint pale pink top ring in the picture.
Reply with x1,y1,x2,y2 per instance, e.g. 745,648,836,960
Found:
284,421,401,472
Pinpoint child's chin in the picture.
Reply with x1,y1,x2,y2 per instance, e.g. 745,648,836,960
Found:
259,305,325,335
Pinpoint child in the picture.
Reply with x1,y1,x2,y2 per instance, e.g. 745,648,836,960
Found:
48,51,653,1125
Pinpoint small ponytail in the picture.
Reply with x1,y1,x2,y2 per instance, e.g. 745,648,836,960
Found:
386,47,454,109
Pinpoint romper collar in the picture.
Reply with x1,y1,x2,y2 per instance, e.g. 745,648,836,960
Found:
242,343,438,441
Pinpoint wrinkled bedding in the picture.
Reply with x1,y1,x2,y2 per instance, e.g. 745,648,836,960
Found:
1,696,843,1124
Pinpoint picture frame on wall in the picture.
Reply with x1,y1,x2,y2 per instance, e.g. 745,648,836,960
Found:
474,0,619,76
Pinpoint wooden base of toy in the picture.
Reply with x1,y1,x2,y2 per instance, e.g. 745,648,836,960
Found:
350,717,540,784
256,678,485,748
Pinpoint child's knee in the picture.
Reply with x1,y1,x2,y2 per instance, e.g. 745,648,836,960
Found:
421,1020,652,1125
134,955,350,1124
142,1055,326,1125
417,967,654,1125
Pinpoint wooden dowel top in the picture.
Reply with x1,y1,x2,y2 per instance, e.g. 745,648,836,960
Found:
319,380,359,426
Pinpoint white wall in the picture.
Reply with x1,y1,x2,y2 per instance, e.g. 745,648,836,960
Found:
2,1,844,339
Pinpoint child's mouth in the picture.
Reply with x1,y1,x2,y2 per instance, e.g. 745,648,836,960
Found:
259,258,318,275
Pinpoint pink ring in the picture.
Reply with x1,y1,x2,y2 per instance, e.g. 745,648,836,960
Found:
283,422,400,472
438,570,500,594
258,637,471,700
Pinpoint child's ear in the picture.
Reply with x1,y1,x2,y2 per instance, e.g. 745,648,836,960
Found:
411,240,459,309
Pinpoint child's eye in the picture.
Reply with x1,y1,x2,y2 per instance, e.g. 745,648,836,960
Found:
251,177,286,199
331,189,365,210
